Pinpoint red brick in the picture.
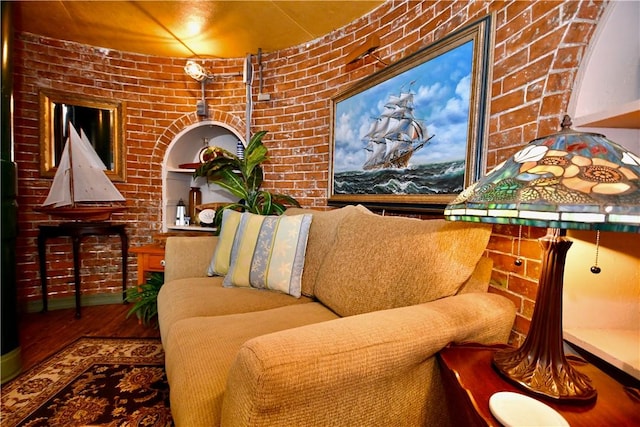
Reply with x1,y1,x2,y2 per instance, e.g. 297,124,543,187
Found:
11,1,607,351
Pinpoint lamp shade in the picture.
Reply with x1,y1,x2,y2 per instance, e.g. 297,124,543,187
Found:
444,116,640,402
444,117,640,232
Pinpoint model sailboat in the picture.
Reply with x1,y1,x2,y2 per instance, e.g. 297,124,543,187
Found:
38,123,126,221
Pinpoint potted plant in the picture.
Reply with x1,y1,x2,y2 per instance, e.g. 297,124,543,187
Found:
125,272,164,327
194,130,300,229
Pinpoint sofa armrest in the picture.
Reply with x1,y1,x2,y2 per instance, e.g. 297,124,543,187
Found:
221,293,516,427
163,235,218,283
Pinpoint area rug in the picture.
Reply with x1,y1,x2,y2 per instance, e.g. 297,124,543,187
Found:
1,337,172,426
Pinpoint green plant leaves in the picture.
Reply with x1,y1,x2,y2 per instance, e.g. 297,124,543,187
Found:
125,272,164,327
193,130,300,230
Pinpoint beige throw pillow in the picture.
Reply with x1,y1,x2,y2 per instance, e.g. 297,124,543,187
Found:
207,209,243,276
314,209,492,317
284,204,372,297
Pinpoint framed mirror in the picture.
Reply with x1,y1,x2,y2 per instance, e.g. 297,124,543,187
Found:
39,89,126,181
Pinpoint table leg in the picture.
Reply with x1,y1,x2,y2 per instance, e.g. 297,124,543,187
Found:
37,234,48,313
120,230,128,303
72,235,82,319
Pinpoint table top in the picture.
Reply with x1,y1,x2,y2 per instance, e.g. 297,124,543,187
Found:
439,344,640,427
39,222,126,231
130,244,165,254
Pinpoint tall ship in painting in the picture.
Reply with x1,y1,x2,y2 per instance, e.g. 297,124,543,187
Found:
362,89,433,170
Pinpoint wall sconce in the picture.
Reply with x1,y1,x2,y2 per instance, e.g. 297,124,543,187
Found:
184,60,213,117
345,34,386,66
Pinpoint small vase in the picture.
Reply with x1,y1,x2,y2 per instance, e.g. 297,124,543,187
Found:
189,187,201,224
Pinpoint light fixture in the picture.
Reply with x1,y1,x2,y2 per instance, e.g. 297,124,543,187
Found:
345,34,385,66
444,115,640,403
184,60,213,117
184,60,212,82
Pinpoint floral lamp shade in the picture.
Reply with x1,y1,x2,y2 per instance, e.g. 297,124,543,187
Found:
444,116,639,403
445,117,640,233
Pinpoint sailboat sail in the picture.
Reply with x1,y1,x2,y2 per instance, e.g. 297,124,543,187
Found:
40,123,125,220
362,89,433,170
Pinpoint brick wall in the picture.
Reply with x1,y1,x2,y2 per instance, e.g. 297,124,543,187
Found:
12,0,607,343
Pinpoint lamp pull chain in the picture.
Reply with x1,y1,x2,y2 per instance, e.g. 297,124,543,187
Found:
514,225,523,266
591,230,602,274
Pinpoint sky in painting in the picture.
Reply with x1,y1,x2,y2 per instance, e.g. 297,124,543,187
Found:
333,40,473,172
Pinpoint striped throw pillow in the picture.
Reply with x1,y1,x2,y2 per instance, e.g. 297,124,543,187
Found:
223,212,312,298
207,209,243,276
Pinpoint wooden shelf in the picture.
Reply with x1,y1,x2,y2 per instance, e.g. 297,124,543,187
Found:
564,328,639,381
573,99,640,129
166,167,196,173
166,225,217,232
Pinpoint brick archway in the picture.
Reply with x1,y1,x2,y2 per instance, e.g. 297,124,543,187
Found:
153,110,245,163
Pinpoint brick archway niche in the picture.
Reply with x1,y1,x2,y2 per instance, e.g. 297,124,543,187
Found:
155,109,246,232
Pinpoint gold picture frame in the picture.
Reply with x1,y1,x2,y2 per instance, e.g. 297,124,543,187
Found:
39,89,126,182
329,15,493,212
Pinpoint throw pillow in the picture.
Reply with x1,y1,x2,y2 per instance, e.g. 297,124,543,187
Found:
207,209,243,276
283,204,373,297
223,212,312,298
313,209,493,317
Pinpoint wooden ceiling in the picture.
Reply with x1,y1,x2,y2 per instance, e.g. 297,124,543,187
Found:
12,1,384,59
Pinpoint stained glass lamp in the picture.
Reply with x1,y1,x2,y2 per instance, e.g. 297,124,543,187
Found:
444,115,640,403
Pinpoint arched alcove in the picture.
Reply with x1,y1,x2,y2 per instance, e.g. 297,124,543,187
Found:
161,119,244,232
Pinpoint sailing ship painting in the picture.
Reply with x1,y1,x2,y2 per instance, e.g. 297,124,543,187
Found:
330,33,488,205
362,89,434,170
38,123,126,221
332,81,468,198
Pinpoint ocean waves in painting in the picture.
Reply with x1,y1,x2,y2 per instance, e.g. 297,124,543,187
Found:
334,160,465,195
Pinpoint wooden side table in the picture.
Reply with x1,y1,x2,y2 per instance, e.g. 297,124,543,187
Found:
38,222,128,318
438,343,639,426
130,244,165,285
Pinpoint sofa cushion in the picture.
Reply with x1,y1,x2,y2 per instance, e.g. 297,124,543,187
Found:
457,256,493,294
284,204,372,297
314,209,493,316
157,277,314,345
163,303,339,426
223,212,312,298
208,209,242,276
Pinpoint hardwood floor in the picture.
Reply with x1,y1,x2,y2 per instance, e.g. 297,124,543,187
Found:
17,303,160,372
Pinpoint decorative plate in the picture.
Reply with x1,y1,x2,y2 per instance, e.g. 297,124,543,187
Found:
489,392,569,427
198,146,215,163
198,208,216,225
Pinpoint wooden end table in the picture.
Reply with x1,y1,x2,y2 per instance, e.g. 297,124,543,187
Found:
130,244,165,285
438,343,639,426
38,222,128,318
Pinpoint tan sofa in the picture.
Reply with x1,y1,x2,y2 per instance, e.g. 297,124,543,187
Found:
157,205,516,426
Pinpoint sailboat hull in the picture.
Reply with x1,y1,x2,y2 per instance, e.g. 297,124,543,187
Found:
36,205,127,222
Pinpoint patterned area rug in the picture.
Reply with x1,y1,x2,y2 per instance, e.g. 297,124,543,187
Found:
1,337,172,426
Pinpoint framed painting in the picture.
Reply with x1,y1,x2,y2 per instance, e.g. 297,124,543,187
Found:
40,89,126,182
329,15,493,212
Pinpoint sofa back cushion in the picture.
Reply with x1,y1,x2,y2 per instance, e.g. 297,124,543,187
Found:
284,205,371,297
314,210,492,317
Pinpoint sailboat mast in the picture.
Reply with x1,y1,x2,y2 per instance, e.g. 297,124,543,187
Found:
66,122,76,207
